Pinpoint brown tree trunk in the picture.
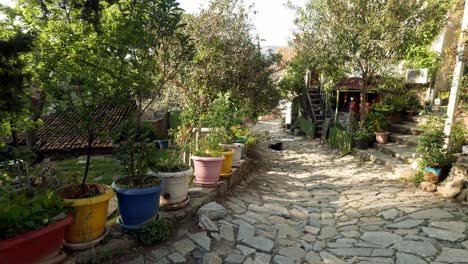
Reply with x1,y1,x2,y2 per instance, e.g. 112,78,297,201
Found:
26,86,46,150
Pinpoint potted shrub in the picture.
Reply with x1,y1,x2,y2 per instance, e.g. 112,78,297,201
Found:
148,149,193,210
191,134,225,186
0,185,73,264
113,121,163,229
353,126,373,150
417,129,455,183
367,112,390,144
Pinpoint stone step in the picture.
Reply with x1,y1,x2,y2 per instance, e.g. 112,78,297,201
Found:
372,142,419,164
389,123,421,135
388,133,419,147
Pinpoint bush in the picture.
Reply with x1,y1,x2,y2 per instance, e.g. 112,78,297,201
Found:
134,219,171,246
299,117,316,139
328,125,353,154
416,129,454,168
449,121,466,154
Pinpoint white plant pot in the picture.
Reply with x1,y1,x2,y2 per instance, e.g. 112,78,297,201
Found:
220,143,243,167
150,167,193,206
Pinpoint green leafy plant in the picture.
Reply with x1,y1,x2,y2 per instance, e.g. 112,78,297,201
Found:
0,188,65,240
353,126,373,140
417,129,454,168
328,124,353,154
365,112,390,132
448,121,467,154
134,219,171,246
148,149,189,173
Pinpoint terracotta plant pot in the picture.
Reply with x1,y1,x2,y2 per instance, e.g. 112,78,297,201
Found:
0,215,73,264
375,132,389,144
57,184,114,245
150,167,193,209
220,148,236,176
191,155,224,185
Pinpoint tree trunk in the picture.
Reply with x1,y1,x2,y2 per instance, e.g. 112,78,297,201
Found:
82,130,94,194
26,87,46,150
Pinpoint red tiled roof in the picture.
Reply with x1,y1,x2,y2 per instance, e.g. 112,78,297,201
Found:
13,103,135,153
335,77,376,91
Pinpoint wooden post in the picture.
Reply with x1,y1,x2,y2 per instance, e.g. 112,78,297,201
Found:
335,91,340,123
444,0,468,147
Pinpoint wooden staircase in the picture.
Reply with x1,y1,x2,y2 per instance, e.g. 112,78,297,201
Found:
304,84,326,136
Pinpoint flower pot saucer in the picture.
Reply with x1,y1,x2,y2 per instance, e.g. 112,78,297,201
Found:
117,213,160,230
220,170,232,177
161,196,190,211
193,180,223,188
64,227,109,250
41,250,67,264
232,162,241,168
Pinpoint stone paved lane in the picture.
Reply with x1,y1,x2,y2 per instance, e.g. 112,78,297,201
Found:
129,120,468,264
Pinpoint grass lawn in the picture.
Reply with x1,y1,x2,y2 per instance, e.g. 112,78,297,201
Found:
31,156,124,186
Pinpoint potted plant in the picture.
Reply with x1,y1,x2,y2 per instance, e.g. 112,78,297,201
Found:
148,148,193,210
353,125,373,150
0,183,73,264
366,112,390,144
191,134,225,186
113,120,163,229
417,129,455,183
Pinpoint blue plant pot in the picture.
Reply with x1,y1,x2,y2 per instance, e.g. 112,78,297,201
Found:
157,139,169,149
424,166,442,183
234,138,247,159
111,176,163,228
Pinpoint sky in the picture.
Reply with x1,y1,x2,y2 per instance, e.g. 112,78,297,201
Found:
0,0,305,47
179,0,306,47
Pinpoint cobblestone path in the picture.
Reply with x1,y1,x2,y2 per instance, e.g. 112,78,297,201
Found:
130,121,468,264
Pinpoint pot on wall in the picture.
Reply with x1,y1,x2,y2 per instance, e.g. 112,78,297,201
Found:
150,167,193,209
191,155,224,186
354,138,369,150
112,176,162,229
57,184,114,246
375,132,389,144
220,148,236,176
0,215,73,264
424,166,442,183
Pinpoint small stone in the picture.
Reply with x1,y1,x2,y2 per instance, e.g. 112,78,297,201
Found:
378,209,399,220
420,182,437,192
436,248,468,263
361,231,402,247
430,221,467,233
224,254,245,264
220,224,235,241
273,255,298,264
421,227,465,242
211,232,221,241
236,245,256,256
278,247,306,261
167,252,186,263
300,240,313,252
193,248,208,260
386,219,424,229
253,252,272,263
328,248,372,257
241,236,275,253
127,256,145,264
304,225,320,235
150,248,170,260
319,251,346,264
462,240,468,249
202,253,222,264
190,232,211,251
304,251,321,264
197,202,227,220
277,224,301,239
173,239,196,255
237,220,255,241
318,225,337,240
199,214,218,232
408,208,453,220
396,253,427,264
393,240,437,257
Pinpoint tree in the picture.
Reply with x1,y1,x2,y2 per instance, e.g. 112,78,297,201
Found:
293,0,451,121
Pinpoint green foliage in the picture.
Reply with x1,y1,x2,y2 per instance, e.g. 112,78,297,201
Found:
299,117,316,139
134,219,171,246
148,149,189,173
328,125,353,154
405,45,441,79
365,112,390,132
449,121,467,154
201,93,240,143
353,125,373,140
231,125,263,147
417,129,454,168
0,188,64,240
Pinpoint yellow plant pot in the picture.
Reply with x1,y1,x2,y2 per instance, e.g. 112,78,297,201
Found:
220,149,235,177
57,184,114,243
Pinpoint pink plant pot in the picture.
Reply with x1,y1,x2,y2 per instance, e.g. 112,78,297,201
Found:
191,155,225,184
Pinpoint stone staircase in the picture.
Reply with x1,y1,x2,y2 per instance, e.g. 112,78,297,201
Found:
356,116,421,180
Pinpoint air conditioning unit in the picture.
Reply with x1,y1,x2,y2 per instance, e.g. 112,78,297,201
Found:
406,68,429,84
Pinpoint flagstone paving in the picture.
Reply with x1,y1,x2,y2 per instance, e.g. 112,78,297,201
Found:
124,121,468,264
